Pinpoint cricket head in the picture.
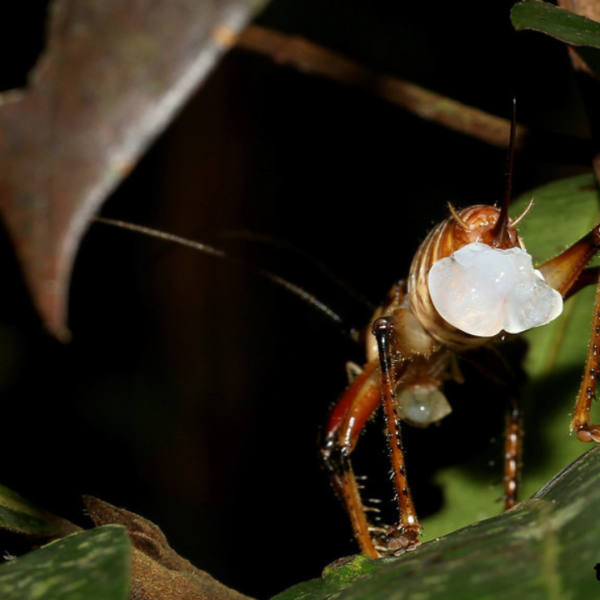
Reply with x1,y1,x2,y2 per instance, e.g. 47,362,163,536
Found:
427,203,563,338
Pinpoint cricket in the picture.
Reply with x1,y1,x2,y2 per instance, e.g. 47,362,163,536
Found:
96,120,600,558
317,107,600,557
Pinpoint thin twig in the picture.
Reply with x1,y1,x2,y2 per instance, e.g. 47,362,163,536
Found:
237,25,591,163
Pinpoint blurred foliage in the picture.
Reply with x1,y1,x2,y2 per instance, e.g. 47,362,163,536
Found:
0,526,131,600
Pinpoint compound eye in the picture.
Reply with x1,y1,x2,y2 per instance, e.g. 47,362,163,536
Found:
427,242,563,337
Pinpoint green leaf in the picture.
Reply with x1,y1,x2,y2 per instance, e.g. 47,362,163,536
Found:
0,525,131,600
511,0,600,79
510,173,600,264
0,484,79,539
273,446,600,600
511,0,600,48
422,174,600,540
513,174,600,384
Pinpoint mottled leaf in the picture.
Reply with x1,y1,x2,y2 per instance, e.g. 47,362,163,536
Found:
0,525,131,600
0,483,79,539
273,445,600,600
0,0,266,338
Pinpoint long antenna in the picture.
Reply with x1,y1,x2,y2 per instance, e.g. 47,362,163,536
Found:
492,96,517,247
220,230,375,313
94,217,359,341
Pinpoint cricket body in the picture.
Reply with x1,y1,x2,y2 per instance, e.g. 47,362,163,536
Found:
95,153,600,559
321,191,600,558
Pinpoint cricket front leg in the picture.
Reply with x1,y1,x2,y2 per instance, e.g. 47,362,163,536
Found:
372,317,421,553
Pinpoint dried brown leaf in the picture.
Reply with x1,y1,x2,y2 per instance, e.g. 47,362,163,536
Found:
0,0,265,338
84,496,254,600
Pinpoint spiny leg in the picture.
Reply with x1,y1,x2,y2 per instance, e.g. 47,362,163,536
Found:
503,395,521,509
570,269,600,442
538,225,600,442
463,345,524,510
538,225,600,296
372,317,421,553
321,361,385,558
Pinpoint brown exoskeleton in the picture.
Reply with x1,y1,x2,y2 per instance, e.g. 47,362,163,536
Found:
320,165,600,558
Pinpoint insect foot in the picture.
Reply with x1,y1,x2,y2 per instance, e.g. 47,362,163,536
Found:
383,525,421,557
573,425,600,444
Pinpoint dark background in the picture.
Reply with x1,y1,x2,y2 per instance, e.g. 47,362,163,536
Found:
0,1,588,598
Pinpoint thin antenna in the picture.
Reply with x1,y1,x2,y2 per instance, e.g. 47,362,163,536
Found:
94,217,359,340
220,230,375,313
493,96,518,247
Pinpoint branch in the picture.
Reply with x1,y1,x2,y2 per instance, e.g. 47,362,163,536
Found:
237,25,591,164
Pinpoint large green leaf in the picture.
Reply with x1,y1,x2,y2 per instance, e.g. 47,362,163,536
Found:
0,525,131,600
511,1,600,48
511,1,600,79
422,174,600,539
273,445,600,600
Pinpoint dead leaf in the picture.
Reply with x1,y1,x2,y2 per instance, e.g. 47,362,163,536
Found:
84,496,254,600
0,0,266,339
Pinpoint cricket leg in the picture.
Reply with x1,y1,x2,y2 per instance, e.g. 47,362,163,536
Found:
570,270,600,442
537,225,600,443
321,360,386,558
371,317,421,554
462,345,524,509
537,224,600,297
503,395,522,509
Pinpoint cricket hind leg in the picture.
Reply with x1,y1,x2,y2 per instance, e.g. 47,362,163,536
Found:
570,269,600,442
321,336,418,557
538,224,600,443
503,394,521,509
323,312,445,557
462,344,525,510
321,360,388,558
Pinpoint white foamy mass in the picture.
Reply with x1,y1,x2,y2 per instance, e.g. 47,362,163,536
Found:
428,242,563,337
